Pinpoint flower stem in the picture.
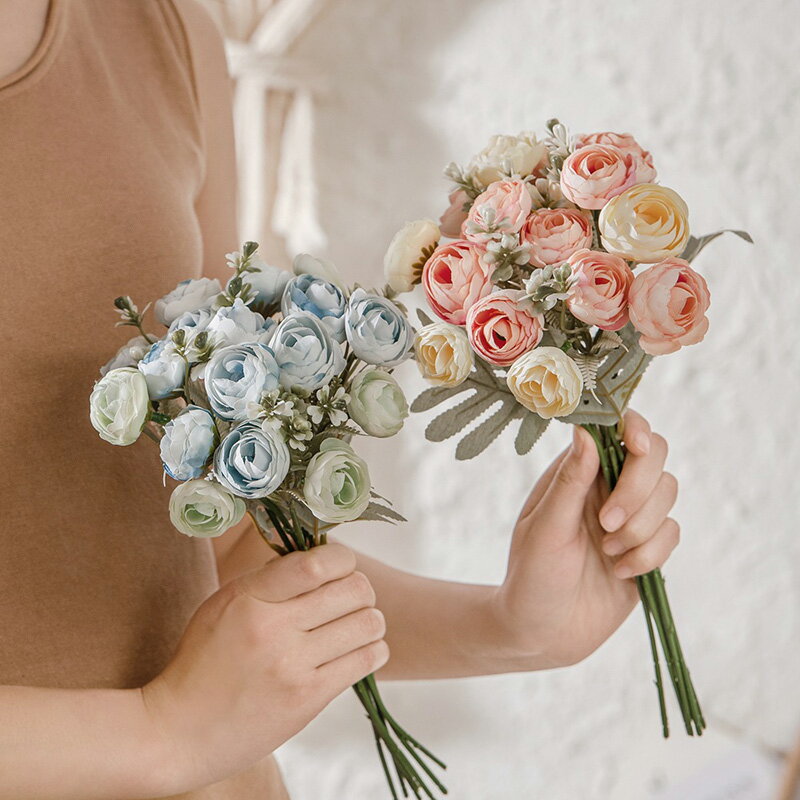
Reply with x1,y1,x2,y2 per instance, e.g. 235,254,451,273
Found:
253,498,447,797
582,423,705,738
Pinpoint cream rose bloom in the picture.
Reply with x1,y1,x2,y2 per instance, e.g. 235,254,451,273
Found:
599,184,690,263
414,322,474,387
89,367,150,446
383,219,440,294
469,133,548,186
506,347,583,419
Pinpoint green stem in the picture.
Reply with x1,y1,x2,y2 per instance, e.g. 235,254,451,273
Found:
582,423,705,739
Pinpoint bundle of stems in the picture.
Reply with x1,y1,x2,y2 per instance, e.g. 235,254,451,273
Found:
252,497,448,800
583,423,705,737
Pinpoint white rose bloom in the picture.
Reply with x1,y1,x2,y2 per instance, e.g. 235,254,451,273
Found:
89,367,150,446
383,219,440,294
414,323,474,387
506,346,583,419
169,479,246,538
599,183,690,263
469,133,548,187
154,278,221,327
348,368,409,438
137,340,186,400
292,253,346,289
206,298,274,348
303,439,371,524
100,335,152,376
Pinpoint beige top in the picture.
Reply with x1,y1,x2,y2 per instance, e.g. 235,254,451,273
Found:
0,1,287,796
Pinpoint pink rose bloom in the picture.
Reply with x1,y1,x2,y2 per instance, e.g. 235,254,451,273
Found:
565,249,633,331
576,131,657,183
628,257,711,355
466,290,544,366
560,144,637,210
465,179,532,242
422,240,493,325
521,208,594,268
439,189,470,238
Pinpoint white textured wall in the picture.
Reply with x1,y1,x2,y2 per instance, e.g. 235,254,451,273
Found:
273,1,800,797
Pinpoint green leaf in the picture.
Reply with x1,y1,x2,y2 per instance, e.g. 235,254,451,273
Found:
409,382,472,413
358,501,407,524
416,308,435,327
514,411,550,455
425,389,500,442
455,403,524,460
562,323,652,426
680,229,752,263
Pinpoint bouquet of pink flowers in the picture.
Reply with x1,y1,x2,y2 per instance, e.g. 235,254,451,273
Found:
384,120,750,737
89,243,446,799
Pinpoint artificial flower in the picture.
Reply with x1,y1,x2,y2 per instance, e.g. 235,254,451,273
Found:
168,479,246,538
628,257,711,355
506,346,583,418
303,438,371,523
599,183,690,262
414,322,474,387
466,290,544,367
160,406,218,480
347,369,408,437
383,219,440,294
89,367,150,446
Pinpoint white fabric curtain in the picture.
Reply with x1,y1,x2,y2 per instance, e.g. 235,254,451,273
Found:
201,0,328,263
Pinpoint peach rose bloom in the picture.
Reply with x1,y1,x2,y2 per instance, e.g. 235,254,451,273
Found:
566,249,634,331
422,239,493,325
560,144,637,209
465,179,532,242
628,257,710,355
466,290,544,367
521,208,594,268
439,189,470,238
575,131,657,183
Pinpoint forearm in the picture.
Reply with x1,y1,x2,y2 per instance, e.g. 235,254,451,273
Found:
0,685,181,800
353,551,542,680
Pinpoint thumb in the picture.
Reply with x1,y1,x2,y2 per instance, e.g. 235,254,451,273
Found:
535,426,599,537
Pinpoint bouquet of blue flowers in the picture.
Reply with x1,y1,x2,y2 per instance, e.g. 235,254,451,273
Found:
89,242,446,800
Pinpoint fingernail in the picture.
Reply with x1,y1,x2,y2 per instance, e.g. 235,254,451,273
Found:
572,426,584,456
603,537,625,556
634,433,651,454
615,565,634,580
601,507,625,532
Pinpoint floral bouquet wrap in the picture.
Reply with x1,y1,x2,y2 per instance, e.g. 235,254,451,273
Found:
89,244,446,800
384,120,751,737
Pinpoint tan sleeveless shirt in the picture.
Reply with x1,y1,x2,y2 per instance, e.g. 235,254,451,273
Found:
0,1,287,796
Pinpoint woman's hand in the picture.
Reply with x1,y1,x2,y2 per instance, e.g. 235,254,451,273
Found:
142,544,388,793
494,410,680,669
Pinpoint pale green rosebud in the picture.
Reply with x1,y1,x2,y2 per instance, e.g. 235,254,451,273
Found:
347,369,408,437
168,479,246,538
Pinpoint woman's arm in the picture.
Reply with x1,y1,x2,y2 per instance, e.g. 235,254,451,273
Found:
0,686,176,800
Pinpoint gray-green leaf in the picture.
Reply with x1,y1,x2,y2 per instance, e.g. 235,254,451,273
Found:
562,323,652,426
515,411,550,455
680,229,752,263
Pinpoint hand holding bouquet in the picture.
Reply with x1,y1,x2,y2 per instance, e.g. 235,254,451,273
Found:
386,121,751,737
90,244,446,800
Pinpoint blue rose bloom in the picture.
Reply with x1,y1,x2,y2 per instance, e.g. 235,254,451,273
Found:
236,259,291,309
214,421,290,499
137,339,186,399
281,273,347,343
205,342,281,421
271,311,345,392
344,288,414,367
160,406,218,481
